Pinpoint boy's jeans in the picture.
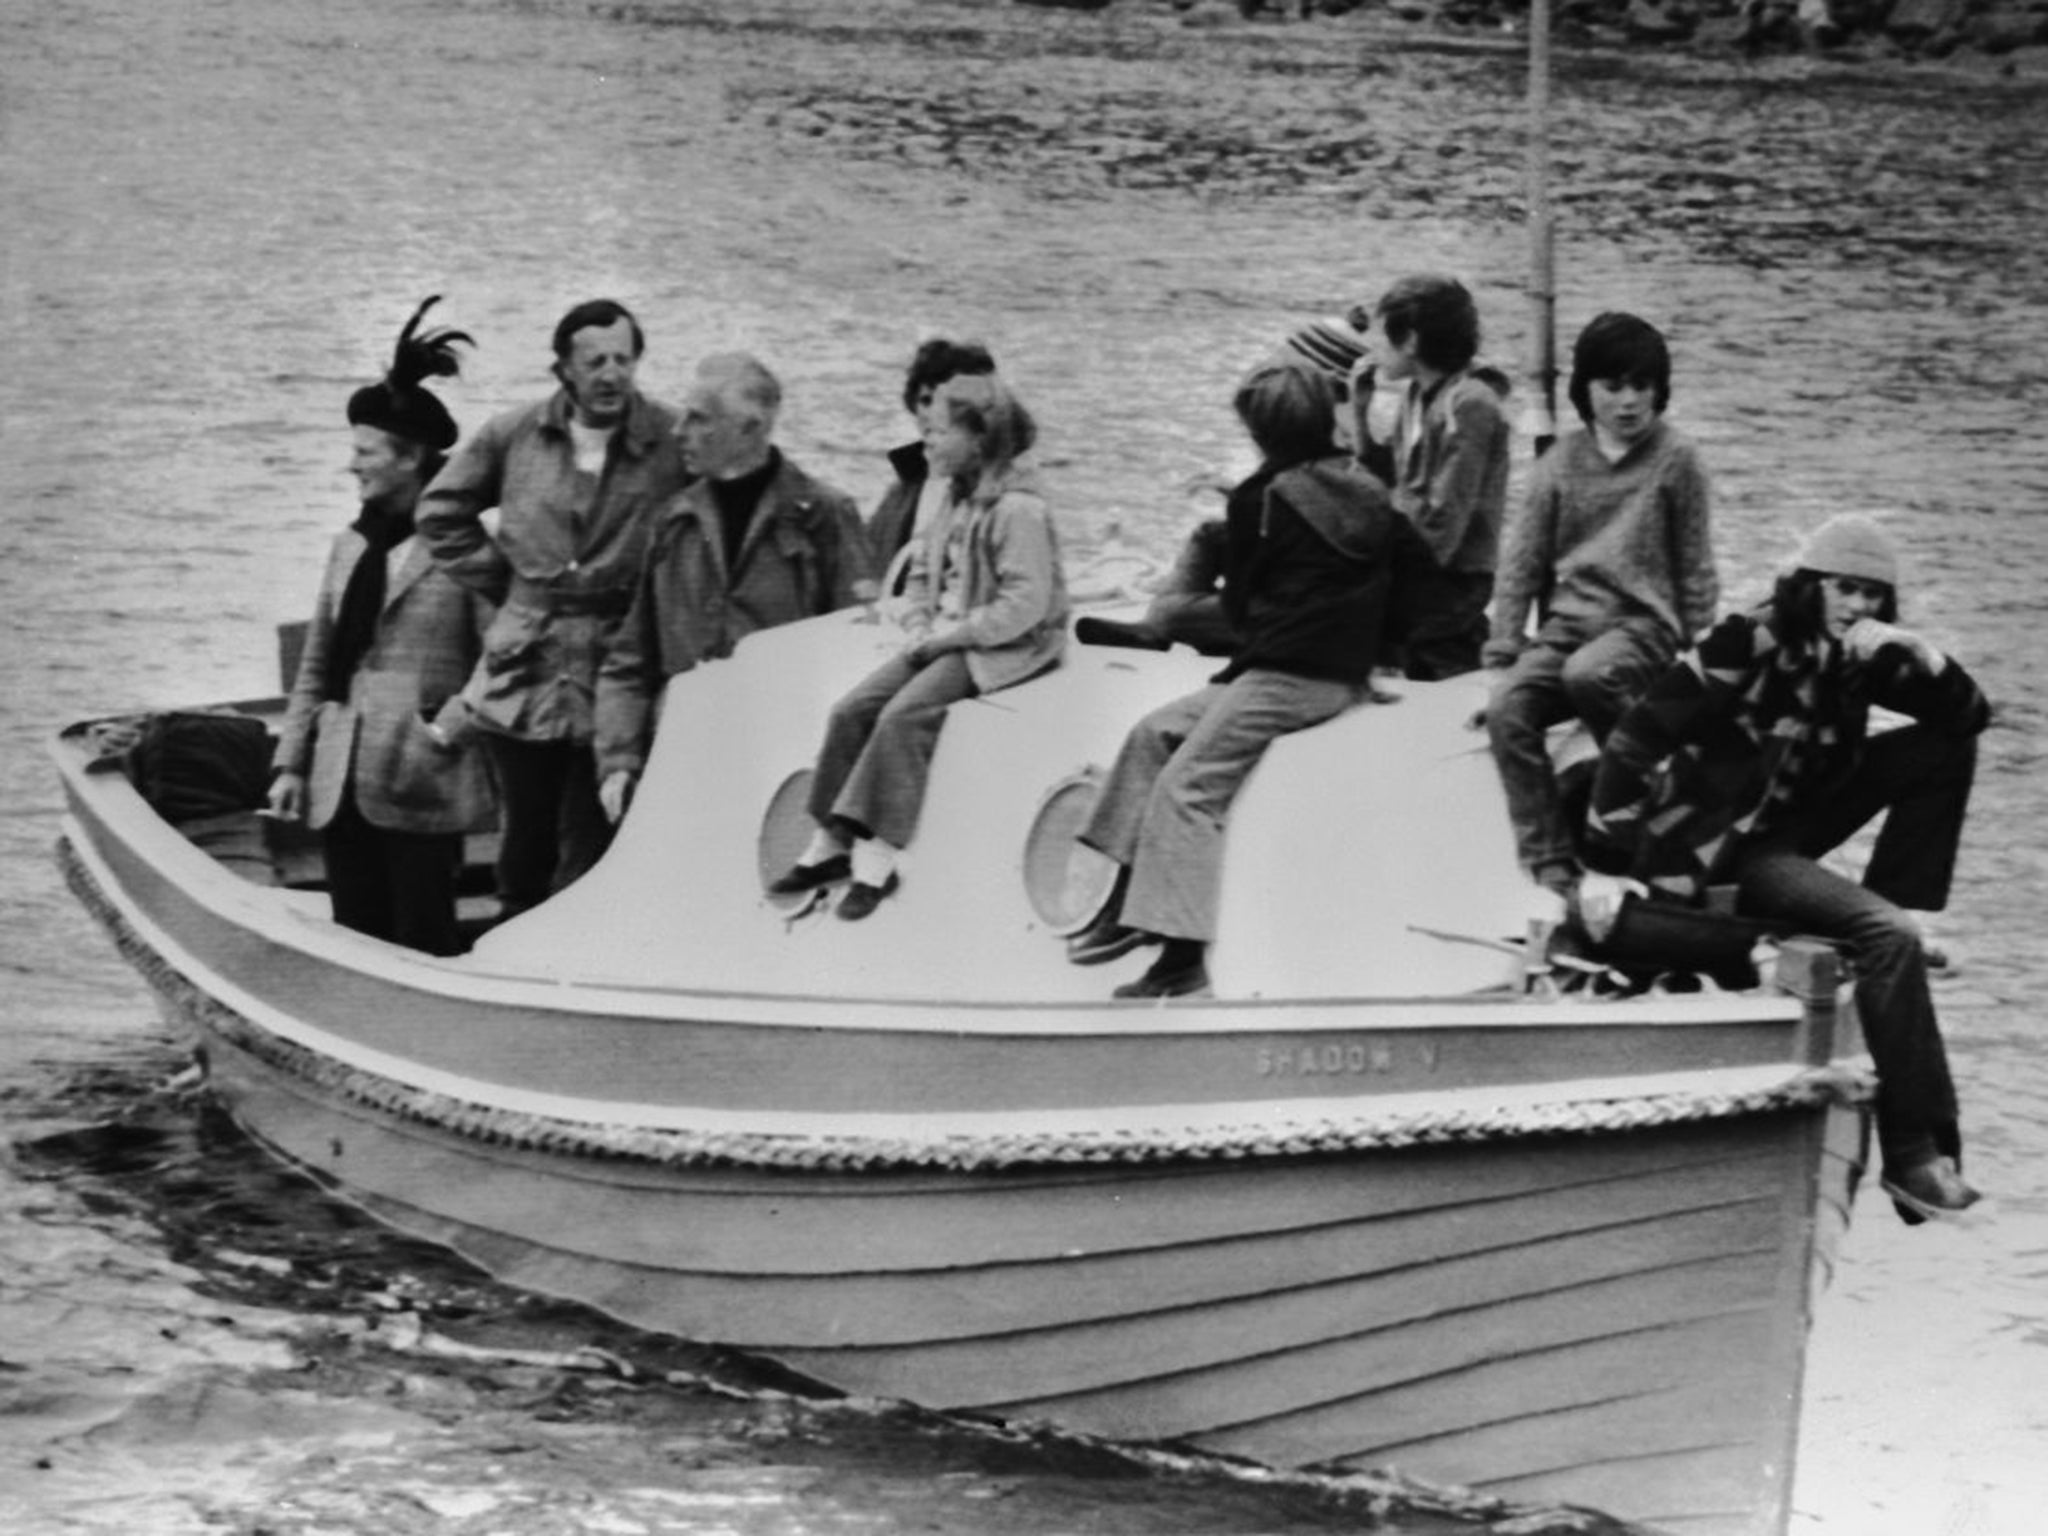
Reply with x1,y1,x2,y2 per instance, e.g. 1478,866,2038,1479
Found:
1730,724,1979,1173
1487,618,1678,876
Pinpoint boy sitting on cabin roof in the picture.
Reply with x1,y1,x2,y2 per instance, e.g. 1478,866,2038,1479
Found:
1063,359,1432,1000
1482,311,1720,904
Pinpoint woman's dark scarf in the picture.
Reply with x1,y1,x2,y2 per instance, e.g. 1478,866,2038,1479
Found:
326,297,470,701
325,500,417,700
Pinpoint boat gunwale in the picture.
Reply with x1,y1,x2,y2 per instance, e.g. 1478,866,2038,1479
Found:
64,818,1869,1168
52,720,1809,1036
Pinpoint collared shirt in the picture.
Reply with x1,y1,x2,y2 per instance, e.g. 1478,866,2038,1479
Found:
420,387,688,605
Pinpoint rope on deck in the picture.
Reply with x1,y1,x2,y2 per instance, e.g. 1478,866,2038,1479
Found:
62,835,1871,1175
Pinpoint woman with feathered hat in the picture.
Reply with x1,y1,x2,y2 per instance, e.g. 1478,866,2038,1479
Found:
268,298,497,955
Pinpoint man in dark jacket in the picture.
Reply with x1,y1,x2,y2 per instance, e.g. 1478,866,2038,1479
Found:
594,353,870,822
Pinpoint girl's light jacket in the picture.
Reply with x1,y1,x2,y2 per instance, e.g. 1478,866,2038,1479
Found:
905,460,1068,692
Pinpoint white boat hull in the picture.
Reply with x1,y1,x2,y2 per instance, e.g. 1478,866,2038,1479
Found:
50,612,1872,1534
56,813,1867,1536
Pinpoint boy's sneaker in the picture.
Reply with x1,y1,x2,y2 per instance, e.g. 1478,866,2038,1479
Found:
1881,1155,1983,1225
1067,918,1157,966
1112,950,1210,1000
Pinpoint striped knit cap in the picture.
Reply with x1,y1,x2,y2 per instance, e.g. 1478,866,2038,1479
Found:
1275,316,1369,384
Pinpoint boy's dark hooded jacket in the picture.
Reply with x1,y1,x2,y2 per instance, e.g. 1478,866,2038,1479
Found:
1219,455,1428,685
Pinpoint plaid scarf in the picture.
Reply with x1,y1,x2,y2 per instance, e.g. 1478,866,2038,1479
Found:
1737,625,1863,836
1588,611,1867,901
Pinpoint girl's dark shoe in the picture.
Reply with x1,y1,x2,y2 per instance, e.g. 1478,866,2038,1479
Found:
835,872,899,921
767,854,851,896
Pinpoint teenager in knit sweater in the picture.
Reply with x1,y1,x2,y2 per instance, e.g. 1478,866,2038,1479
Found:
1483,312,1719,895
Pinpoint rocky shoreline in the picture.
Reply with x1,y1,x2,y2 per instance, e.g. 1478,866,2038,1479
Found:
1105,0,2048,68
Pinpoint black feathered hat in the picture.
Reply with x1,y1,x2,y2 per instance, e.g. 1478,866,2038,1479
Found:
346,296,472,450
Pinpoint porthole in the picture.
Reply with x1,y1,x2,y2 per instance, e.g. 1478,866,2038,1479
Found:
758,768,818,907
1021,768,1119,935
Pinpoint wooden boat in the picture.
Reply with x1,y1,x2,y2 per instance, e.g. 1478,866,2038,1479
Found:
51,605,1870,1536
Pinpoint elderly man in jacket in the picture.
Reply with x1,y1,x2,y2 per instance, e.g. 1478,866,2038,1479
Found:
418,298,689,916
594,352,871,822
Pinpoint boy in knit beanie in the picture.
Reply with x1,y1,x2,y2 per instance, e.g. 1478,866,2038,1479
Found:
1077,315,1373,662
1577,511,1989,1221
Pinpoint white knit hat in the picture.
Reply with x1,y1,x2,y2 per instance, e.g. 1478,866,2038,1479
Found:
1796,514,1899,587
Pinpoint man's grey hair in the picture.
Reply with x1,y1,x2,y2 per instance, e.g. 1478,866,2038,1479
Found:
697,352,782,424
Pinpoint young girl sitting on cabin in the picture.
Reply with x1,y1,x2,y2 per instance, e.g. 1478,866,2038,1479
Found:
767,373,1068,920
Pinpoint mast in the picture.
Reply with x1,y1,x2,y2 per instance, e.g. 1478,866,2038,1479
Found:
1527,0,1558,455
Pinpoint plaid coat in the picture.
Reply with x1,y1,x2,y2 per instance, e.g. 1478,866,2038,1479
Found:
273,533,497,836
1582,607,1989,900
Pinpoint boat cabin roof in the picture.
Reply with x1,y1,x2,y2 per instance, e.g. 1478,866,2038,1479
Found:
480,612,1551,1004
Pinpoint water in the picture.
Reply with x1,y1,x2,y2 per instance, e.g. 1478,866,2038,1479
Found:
3,1,2047,1530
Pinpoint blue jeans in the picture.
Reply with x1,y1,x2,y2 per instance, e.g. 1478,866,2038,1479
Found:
1081,670,1364,942
1730,724,1978,1173
1399,568,1493,682
807,651,978,850
1487,618,1679,876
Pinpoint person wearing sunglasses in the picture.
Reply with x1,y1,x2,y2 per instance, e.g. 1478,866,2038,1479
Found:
1577,513,1991,1223
770,372,1065,921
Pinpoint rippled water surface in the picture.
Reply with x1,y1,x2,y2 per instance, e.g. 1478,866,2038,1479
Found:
4,2,2047,1532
